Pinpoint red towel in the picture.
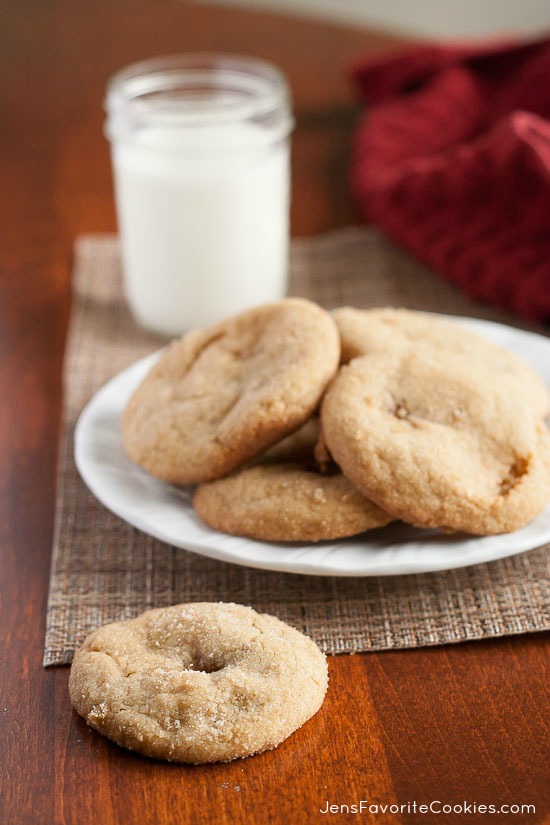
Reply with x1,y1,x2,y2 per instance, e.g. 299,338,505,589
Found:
351,38,550,322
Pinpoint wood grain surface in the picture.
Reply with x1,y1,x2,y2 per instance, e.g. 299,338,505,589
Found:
1,2,548,824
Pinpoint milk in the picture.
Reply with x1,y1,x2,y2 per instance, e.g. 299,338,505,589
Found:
111,123,291,336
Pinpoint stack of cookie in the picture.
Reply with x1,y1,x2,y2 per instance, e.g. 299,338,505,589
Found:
122,300,550,541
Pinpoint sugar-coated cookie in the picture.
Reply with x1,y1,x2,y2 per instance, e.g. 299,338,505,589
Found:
321,348,550,534
193,463,393,542
122,299,340,484
69,602,328,764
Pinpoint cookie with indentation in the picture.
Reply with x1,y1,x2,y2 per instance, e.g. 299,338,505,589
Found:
122,299,340,484
69,602,328,764
321,348,550,534
333,307,550,417
193,462,393,542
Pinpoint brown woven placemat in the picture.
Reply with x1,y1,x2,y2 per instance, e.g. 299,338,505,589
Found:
44,228,550,666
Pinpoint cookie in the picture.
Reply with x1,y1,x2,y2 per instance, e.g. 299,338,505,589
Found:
69,602,328,764
193,463,393,542
122,299,340,484
321,348,550,534
333,307,550,416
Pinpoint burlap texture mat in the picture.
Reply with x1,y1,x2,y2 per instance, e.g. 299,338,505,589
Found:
43,229,550,665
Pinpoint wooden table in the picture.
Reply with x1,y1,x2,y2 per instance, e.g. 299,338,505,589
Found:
1,3,548,823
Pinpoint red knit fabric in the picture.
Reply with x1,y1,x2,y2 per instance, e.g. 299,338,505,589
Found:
351,38,550,322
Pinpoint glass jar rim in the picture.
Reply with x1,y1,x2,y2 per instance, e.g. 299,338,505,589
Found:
105,52,292,134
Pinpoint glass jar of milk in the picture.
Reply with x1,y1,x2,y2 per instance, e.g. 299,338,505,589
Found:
105,54,294,336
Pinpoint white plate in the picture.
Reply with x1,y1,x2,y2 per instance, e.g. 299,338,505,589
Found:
75,315,550,577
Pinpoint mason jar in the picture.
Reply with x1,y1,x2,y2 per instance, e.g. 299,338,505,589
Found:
105,54,294,336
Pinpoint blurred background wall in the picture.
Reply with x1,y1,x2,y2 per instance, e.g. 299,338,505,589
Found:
196,0,550,39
